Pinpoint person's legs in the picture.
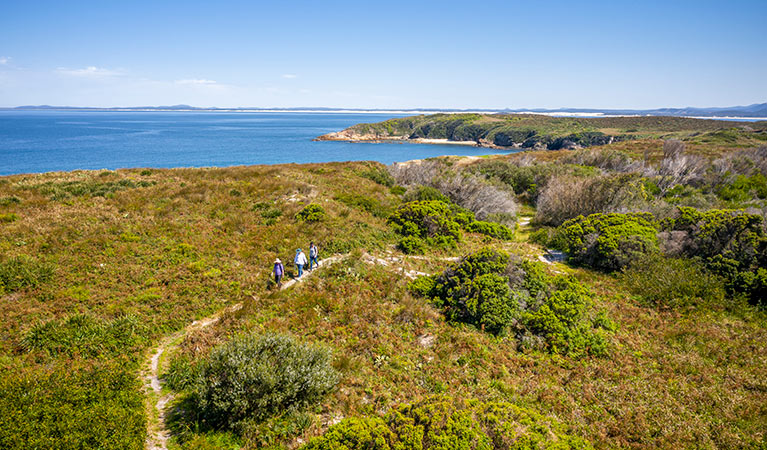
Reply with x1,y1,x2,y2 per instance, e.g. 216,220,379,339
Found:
310,256,318,270
297,264,303,277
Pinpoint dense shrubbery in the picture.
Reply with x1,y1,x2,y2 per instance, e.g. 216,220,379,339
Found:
189,333,338,431
388,160,519,220
554,213,659,271
302,396,593,450
388,200,514,253
659,206,767,305
296,203,326,222
22,314,149,358
536,173,651,226
0,255,54,294
358,165,395,187
0,365,145,450
619,255,726,309
410,248,612,356
472,158,597,204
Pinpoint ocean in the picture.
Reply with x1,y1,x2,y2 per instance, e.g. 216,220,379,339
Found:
0,111,510,176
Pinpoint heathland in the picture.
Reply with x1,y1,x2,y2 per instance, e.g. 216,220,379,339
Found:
1,114,766,449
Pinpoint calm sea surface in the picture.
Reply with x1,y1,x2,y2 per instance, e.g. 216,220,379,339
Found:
0,111,512,176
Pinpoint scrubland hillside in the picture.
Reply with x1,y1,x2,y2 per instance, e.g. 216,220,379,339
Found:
1,128,766,449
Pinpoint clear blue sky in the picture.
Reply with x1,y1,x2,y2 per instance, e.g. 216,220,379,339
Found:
1,0,765,109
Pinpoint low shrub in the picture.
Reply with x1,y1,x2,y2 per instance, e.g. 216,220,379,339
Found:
335,193,391,218
0,365,145,450
554,213,659,271
402,185,449,203
296,204,326,223
465,220,514,240
301,396,593,450
0,212,18,222
359,165,395,187
659,206,767,305
387,200,464,246
0,255,54,293
0,196,21,206
413,248,612,356
22,314,150,359
619,255,726,309
397,235,427,254
190,333,338,430
28,179,156,200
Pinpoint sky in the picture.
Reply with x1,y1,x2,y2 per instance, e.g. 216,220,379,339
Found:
0,0,765,109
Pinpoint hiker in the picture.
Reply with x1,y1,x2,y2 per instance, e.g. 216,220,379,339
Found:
309,242,319,271
273,258,285,288
294,248,307,277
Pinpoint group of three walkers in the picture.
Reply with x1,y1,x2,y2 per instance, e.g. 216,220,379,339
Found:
272,242,319,288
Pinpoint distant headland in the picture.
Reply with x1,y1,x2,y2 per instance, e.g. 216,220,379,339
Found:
3,102,767,119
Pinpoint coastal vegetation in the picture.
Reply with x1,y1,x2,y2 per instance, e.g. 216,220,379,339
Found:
318,113,767,151
1,114,766,449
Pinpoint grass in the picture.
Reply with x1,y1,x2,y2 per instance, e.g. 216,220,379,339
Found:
1,155,766,449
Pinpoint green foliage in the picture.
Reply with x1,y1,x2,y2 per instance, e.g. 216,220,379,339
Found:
414,248,611,355
0,212,18,222
301,396,593,450
22,314,150,359
336,193,391,218
474,159,597,203
359,165,395,187
0,196,21,206
397,235,427,254
402,185,450,203
465,220,514,240
660,207,767,305
0,365,145,450
555,213,659,271
619,255,726,309
0,255,54,294
28,178,156,200
189,333,338,430
731,268,767,308
296,203,326,223
387,200,463,247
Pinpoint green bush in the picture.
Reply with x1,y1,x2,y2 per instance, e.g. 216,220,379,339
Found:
387,200,463,246
402,185,450,203
0,213,18,222
660,206,767,305
190,333,338,430
359,165,395,187
336,193,391,218
301,396,593,450
0,365,145,450
22,314,150,359
465,220,514,240
619,255,726,309
397,235,427,254
0,255,54,293
0,196,21,206
296,204,326,223
555,213,659,271
413,248,612,355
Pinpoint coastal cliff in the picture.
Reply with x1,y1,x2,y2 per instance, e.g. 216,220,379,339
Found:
316,113,767,150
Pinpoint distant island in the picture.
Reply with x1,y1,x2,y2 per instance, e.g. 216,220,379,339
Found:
4,102,767,118
316,112,767,150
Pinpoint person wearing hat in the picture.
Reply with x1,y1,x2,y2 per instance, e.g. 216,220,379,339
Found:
273,258,285,288
294,248,308,278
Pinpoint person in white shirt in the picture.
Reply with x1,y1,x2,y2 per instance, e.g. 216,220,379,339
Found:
294,248,308,277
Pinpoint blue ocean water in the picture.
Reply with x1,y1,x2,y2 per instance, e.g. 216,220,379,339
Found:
0,111,511,176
